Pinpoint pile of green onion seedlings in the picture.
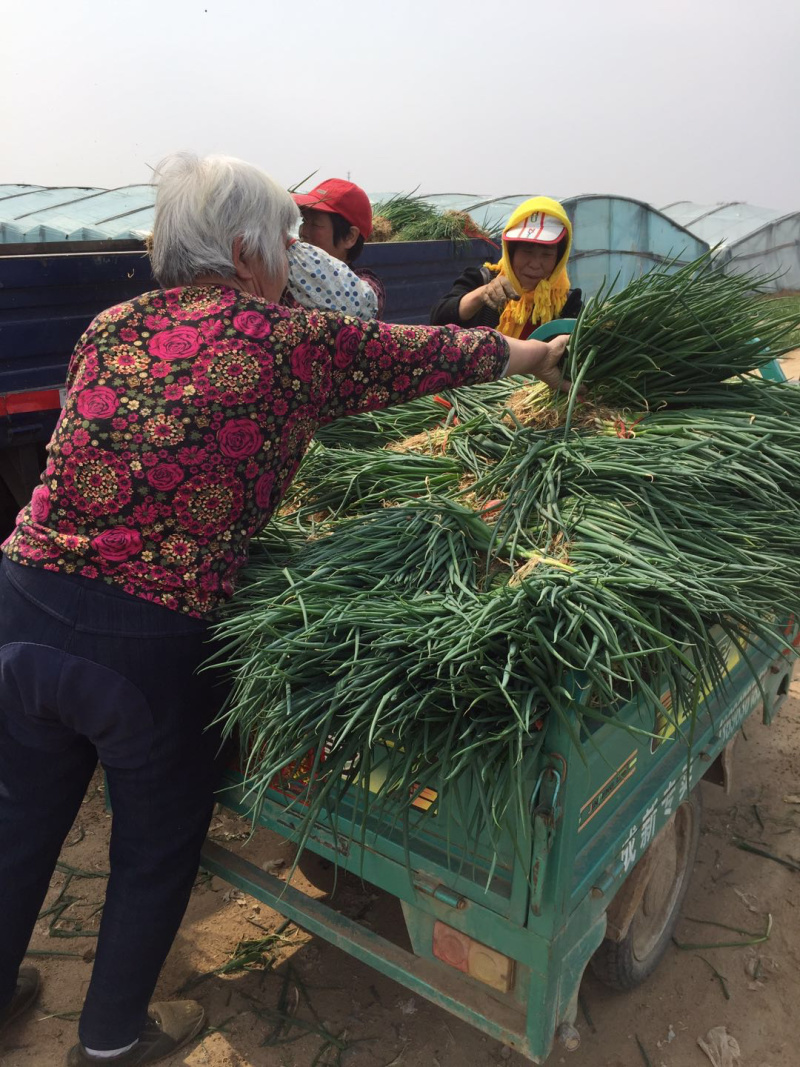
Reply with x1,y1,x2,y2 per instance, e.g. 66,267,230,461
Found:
209,253,800,862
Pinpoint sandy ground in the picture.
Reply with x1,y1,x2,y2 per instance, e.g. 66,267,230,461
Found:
2,351,799,1067
778,348,800,381
0,670,797,1067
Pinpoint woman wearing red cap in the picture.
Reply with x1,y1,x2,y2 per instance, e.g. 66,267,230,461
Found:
293,178,386,316
431,196,582,337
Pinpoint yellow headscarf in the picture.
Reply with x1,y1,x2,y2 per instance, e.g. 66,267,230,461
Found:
484,196,572,339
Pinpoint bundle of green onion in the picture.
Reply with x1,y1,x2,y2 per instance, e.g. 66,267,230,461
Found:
564,253,799,409
210,254,800,854
369,193,490,244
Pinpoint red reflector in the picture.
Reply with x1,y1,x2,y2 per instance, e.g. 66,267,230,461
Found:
0,390,63,416
432,923,470,973
432,921,515,993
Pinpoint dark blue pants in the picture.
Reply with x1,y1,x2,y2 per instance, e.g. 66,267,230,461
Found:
0,556,225,1050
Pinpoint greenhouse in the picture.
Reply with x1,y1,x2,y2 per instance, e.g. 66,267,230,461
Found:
0,184,154,243
374,192,709,297
661,201,800,292
5,183,798,298
560,194,708,297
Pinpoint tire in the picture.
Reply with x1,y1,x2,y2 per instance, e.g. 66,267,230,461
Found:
590,786,702,991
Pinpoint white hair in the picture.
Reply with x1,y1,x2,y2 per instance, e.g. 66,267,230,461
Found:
150,152,299,287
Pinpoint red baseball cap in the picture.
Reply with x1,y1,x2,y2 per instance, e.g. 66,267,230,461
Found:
293,179,373,239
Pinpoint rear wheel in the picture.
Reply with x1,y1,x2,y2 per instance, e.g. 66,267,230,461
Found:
591,787,702,990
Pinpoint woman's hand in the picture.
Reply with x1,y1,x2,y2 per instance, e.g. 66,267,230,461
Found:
457,276,519,321
504,334,573,393
481,275,519,312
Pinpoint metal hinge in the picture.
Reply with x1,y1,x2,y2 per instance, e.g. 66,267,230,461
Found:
530,766,562,915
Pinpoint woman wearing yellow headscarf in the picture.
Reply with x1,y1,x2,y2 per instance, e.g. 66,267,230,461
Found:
430,197,582,337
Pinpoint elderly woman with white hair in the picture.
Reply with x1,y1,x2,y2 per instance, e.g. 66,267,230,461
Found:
0,154,570,1065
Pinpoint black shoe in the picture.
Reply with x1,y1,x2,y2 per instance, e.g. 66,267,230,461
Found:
0,967,40,1034
67,1000,206,1066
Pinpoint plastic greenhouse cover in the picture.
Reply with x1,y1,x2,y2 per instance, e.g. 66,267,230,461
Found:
660,201,794,246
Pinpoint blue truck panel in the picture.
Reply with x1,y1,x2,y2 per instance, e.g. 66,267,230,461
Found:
0,238,497,398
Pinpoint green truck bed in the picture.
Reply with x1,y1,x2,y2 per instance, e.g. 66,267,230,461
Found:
201,622,797,1062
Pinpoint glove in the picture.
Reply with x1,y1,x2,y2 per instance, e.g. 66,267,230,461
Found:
481,275,519,312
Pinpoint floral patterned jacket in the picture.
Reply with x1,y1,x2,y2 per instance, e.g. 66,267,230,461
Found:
3,285,508,617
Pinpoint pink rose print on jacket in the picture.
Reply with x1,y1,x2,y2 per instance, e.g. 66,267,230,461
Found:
30,485,51,524
148,326,200,361
333,325,361,369
279,407,315,461
146,464,185,491
233,310,270,338
76,386,119,420
217,418,263,458
418,371,453,394
254,471,275,509
91,528,143,561
290,342,319,383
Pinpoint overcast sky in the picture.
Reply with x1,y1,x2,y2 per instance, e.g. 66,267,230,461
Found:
3,0,799,211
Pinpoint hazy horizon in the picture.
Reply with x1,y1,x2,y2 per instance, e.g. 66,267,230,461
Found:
4,0,799,213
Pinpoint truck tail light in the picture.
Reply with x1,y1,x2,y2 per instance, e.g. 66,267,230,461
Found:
432,920,515,993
